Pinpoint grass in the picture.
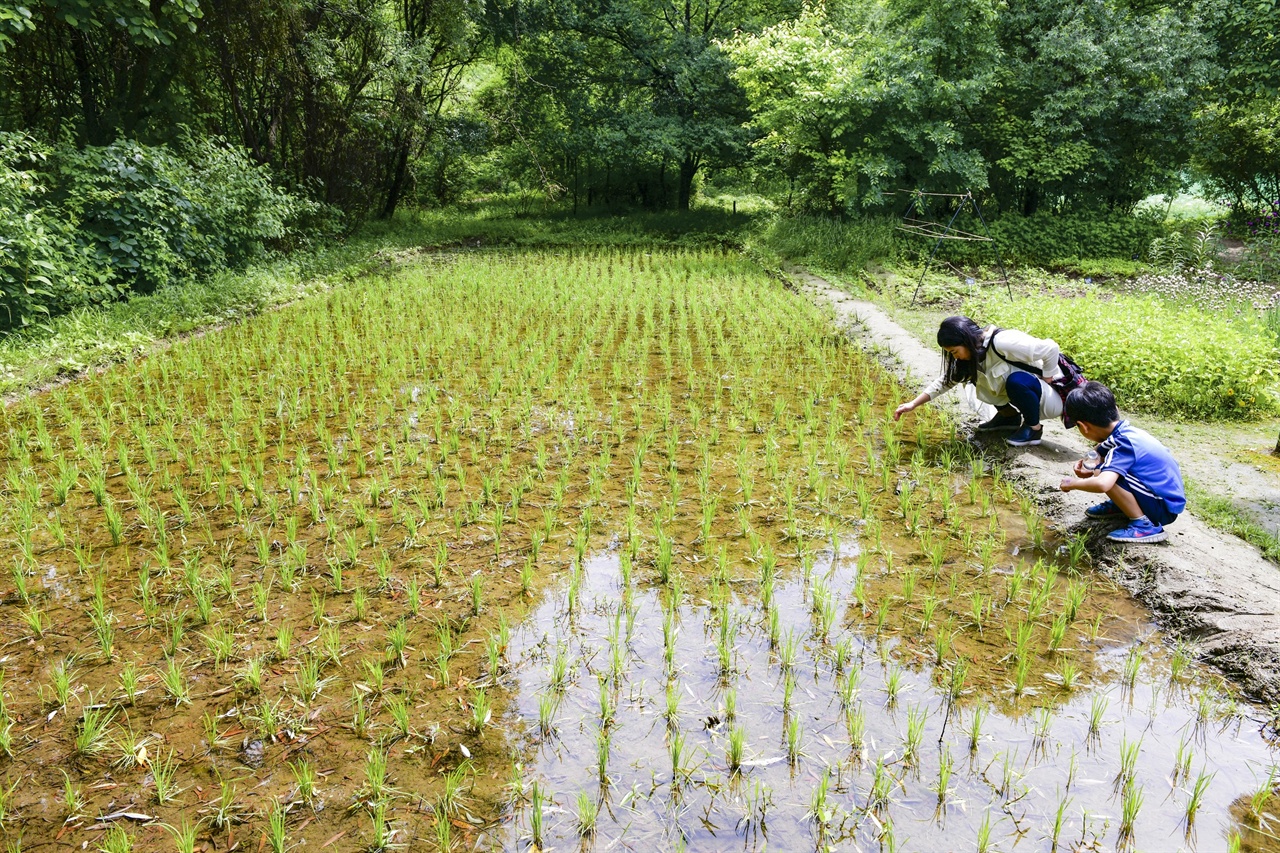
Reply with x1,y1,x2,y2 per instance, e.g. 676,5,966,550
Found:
1186,480,1280,561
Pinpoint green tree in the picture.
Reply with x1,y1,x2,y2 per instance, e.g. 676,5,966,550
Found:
500,0,792,209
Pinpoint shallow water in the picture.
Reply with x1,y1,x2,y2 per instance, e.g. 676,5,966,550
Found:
491,544,1280,852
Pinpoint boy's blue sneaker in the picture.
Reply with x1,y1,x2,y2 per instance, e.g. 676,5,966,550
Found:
1005,426,1043,447
1085,500,1125,519
1107,516,1168,545
977,412,1022,432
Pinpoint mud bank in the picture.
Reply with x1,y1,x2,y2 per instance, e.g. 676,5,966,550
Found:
792,268,1280,704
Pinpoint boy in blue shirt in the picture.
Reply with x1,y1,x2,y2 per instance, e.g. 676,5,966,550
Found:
1058,381,1185,544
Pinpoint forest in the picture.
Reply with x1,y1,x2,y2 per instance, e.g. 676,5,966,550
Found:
1,0,1278,328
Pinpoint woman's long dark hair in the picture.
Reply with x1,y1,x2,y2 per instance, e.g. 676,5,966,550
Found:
937,315,986,385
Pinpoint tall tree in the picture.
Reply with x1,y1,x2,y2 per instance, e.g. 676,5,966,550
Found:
501,0,794,209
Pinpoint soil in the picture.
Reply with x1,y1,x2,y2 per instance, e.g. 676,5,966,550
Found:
789,267,1280,704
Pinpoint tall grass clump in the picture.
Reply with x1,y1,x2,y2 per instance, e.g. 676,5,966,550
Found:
749,214,898,274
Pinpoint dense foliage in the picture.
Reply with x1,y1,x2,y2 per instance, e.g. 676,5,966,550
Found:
0,133,318,329
977,293,1280,420
2,0,1277,221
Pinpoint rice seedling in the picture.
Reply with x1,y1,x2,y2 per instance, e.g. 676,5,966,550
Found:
785,716,803,764
727,724,746,773
151,749,181,803
1122,646,1142,688
1174,737,1194,784
75,700,115,759
162,818,198,853
19,605,46,639
46,660,73,709
1184,768,1214,828
265,800,289,853
529,780,546,849
968,705,987,753
97,826,134,853
903,705,927,765
1116,735,1141,787
159,657,191,706
576,790,599,837
1249,767,1277,817
1119,779,1144,843
885,664,905,705
1088,694,1107,736
471,687,492,733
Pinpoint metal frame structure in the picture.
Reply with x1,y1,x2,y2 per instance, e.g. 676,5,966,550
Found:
887,190,1012,304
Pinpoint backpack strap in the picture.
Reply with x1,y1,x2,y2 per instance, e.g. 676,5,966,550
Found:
988,329,1044,377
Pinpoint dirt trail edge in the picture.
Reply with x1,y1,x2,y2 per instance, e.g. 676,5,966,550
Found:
791,268,1280,705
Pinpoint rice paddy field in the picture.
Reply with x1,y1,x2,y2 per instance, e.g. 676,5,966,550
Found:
1,247,1279,852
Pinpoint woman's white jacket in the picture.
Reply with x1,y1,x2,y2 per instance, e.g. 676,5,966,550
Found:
921,326,1062,407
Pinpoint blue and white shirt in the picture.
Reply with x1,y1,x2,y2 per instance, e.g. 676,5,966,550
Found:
1097,420,1186,514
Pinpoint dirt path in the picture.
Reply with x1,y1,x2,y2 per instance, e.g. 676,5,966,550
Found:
791,268,1280,704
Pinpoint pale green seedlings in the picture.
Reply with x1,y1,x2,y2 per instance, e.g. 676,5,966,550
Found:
1185,768,1214,828
727,724,746,773
576,790,598,837
151,749,181,804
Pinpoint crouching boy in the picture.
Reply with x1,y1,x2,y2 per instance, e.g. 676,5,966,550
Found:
1058,381,1185,544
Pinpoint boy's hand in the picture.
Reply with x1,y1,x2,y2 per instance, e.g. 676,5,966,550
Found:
1059,476,1077,492
1072,459,1093,478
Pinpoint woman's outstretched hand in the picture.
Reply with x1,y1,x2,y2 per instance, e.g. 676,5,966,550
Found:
893,402,914,421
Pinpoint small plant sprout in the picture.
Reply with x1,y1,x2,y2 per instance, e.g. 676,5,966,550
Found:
968,706,987,753
265,800,289,853
785,716,802,764
529,780,546,849
1119,779,1144,842
1250,766,1277,817
1185,768,1214,829
470,687,492,733
1088,694,1107,737
75,699,115,759
61,769,85,818
576,790,599,837
151,749,181,804
932,746,954,802
727,724,747,773
161,816,201,853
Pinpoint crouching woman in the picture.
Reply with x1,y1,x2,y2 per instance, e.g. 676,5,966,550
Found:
893,315,1065,446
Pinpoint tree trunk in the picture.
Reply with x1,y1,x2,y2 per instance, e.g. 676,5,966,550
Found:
381,138,412,219
678,155,697,211
1274,430,1280,457
70,30,106,145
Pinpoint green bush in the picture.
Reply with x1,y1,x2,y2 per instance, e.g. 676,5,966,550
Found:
53,139,323,294
0,136,326,331
0,133,109,326
974,292,1280,420
928,209,1168,268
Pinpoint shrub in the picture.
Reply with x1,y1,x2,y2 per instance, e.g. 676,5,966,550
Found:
53,140,218,293
0,132,109,326
927,209,1168,268
974,292,1279,420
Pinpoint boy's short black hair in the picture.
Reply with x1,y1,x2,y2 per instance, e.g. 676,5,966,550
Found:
1065,380,1119,427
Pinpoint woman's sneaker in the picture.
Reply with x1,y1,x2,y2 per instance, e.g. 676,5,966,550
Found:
1006,426,1043,447
1107,516,1168,544
1085,500,1125,519
977,412,1022,432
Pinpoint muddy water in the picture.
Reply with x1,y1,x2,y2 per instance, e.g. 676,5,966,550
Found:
491,545,1280,852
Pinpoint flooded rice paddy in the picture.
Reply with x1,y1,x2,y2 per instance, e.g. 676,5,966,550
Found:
0,248,1277,851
